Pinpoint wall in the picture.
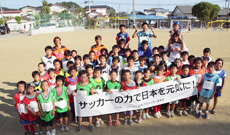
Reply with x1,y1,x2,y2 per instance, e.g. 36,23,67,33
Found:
30,27,75,36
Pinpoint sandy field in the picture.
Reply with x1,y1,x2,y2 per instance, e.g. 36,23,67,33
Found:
0,28,230,135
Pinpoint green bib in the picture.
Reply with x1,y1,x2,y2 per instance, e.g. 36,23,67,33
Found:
37,92,55,122
142,78,154,86
166,75,181,81
89,77,105,90
76,82,93,96
106,80,121,90
52,86,69,113
55,69,65,77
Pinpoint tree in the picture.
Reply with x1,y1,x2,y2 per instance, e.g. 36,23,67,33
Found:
41,0,50,14
35,14,41,26
192,2,220,25
0,19,4,25
15,16,21,24
107,6,116,17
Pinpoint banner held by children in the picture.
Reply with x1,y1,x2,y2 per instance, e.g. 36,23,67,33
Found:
74,76,197,117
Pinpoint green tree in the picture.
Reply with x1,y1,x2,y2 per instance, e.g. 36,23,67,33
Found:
35,14,41,26
210,4,220,20
0,19,4,25
107,6,116,17
15,16,21,24
41,0,50,14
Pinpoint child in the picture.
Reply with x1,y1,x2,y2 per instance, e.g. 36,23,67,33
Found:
38,62,49,81
122,48,132,68
148,47,159,63
65,66,78,120
166,64,181,118
120,70,137,125
212,58,226,114
179,65,190,116
188,55,195,69
132,22,157,48
14,81,30,135
189,57,206,114
158,45,165,54
138,56,147,72
95,55,110,82
89,51,98,66
148,62,156,78
142,68,154,119
53,59,65,77
118,39,126,57
202,57,209,72
152,66,166,118
86,64,94,79
174,58,183,75
71,50,77,58
198,62,220,119
161,51,171,68
89,35,107,60
23,83,41,134
159,61,170,77
37,81,56,135
61,50,74,72
73,70,94,132
52,36,68,61
138,40,152,59
74,55,83,71
81,54,91,70
32,71,42,91
181,51,189,65
110,56,122,82
134,71,146,123
201,48,212,62
132,50,140,67
105,69,121,126
123,56,138,80
116,24,130,48
108,45,123,67
168,32,184,62
65,61,75,78
47,68,57,92
89,67,105,127
52,75,70,132
41,46,56,71
153,54,161,66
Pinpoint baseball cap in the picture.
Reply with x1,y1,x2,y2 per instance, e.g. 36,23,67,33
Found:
27,82,35,88
173,21,180,26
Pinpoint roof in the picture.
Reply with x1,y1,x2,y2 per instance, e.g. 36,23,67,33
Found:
19,5,37,10
84,5,107,9
126,14,165,20
50,4,66,8
0,10,22,14
144,8,163,11
218,9,230,16
172,6,193,15
68,7,76,12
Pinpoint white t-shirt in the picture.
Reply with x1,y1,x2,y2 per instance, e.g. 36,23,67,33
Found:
109,66,122,82
61,58,74,72
123,65,138,80
95,64,111,82
169,43,182,62
41,56,56,70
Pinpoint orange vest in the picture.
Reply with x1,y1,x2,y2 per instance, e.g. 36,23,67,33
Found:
189,68,206,91
52,45,68,61
90,44,107,60
152,76,166,84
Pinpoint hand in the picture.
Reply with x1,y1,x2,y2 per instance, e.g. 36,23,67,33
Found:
210,95,214,99
219,89,223,93
72,91,76,96
171,48,175,52
176,47,181,52
150,26,154,31
68,106,71,111
196,82,201,88
120,89,124,92
41,112,45,118
108,90,113,94
176,77,180,80
135,26,138,32
52,111,55,116
32,112,37,116
94,92,99,94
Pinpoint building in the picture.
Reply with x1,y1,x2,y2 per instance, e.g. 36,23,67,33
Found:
19,6,39,16
170,6,196,19
144,8,169,18
84,5,107,16
49,4,67,14
217,9,230,20
6,16,35,31
0,11,22,18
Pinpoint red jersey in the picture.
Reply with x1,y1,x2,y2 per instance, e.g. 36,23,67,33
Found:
189,67,206,91
65,76,79,103
121,81,137,91
47,79,56,91
52,45,68,61
23,93,39,122
177,68,183,76
39,72,49,81
164,70,171,77
14,93,28,120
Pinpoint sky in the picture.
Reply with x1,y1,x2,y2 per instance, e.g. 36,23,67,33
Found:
1,0,228,13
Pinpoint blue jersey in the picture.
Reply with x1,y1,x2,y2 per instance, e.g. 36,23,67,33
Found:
108,55,123,68
215,69,226,91
116,32,130,44
200,73,220,98
138,65,148,72
181,74,190,79
137,30,153,47
138,46,152,58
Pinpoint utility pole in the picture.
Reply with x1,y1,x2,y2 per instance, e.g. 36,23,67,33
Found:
227,0,230,20
0,0,3,20
88,0,91,13
133,0,135,26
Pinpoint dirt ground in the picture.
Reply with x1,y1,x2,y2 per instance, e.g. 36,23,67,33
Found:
0,29,230,135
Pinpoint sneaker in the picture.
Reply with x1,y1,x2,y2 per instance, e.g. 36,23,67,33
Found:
188,108,193,114
166,111,171,118
65,125,70,131
178,110,183,116
31,132,35,135
51,129,56,135
124,119,128,125
146,113,150,119
77,126,83,132
60,125,65,132
134,118,138,123
99,118,104,124
183,110,188,116
39,130,43,134
211,109,216,114
46,131,51,135
96,120,100,127
154,112,160,119
171,111,175,118
142,113,146,120
197,112,202,119
158,111,162,117
194,109,198,115
137,118,142,124
129,119,133,125
89,125,94,132
108,121,112,127
34,132,39,135
114,120,120,126
205,112,209,119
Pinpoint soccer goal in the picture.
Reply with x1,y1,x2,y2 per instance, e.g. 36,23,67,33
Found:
170,20,191,32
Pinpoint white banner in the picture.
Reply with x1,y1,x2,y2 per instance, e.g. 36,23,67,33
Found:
74,76,197,117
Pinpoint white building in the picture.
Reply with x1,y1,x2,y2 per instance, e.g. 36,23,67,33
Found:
19,6,39,16
50,4,67,14
84,5,107,16
144,8,169,19
0,11,22,18
6,16,35,31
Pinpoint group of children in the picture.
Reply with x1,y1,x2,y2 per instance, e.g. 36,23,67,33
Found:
14,22,226,135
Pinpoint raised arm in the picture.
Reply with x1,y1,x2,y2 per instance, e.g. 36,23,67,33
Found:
132,27,138,38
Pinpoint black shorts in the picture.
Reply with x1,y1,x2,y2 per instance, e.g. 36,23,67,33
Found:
31,117,41,125
41,118,55,127
56,111,69,119
179,99,188,102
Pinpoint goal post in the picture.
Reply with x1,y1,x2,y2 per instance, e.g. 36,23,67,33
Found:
170,20,191,32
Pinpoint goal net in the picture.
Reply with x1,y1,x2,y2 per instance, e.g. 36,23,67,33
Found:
170,20,191,32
